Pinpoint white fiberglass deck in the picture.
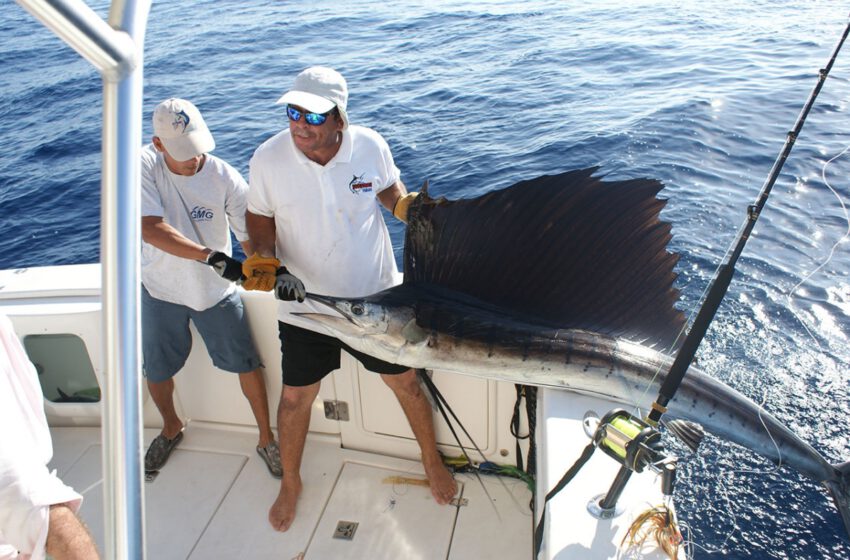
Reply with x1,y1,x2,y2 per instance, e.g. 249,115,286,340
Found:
50,425,533,560
5,264,677,559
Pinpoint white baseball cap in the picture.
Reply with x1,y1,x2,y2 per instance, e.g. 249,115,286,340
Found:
276,66,349,129
152,98,215,160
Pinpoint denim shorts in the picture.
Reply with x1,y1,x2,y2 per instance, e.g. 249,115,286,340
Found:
278,322,409,387
142,286,261,382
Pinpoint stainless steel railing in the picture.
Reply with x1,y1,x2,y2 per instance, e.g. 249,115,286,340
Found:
15,1,151,558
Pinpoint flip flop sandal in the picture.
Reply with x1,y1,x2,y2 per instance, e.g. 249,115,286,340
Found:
144,430,184,472
257,440,282,478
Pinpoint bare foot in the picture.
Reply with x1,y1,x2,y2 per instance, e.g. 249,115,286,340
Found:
424,457,458,504
269,475,302,531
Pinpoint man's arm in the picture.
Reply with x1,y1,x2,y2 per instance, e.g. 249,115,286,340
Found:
378,179,419,223
241,211,280,291
142,216,210,261
143,215,244,282
376,180,407,213
239,240,255,256
45,503,100,560
244,210,305,300
246,211,277,257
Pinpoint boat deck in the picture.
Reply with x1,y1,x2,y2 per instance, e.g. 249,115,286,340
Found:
50,424,533,560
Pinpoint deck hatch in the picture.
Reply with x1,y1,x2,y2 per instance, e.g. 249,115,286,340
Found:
23,333,99,403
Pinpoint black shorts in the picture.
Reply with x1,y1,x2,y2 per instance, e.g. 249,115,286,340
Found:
278,322,409,387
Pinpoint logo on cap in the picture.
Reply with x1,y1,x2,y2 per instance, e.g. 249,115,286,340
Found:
349,174,373,194
172,110,191,133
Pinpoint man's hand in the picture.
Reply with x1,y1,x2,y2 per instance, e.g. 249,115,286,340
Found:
275,267,306,302
206,251,243,282
242,253,280,291
392,192,419,223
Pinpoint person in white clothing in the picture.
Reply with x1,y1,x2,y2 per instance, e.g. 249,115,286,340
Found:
244,67,458,532
0,314,99,560
141,98,280,477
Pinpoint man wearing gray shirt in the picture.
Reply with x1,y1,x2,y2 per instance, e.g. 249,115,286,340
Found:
140,98,280,478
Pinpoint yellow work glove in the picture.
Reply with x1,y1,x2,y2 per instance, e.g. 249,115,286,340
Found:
241,253,280,291
392,192,419,223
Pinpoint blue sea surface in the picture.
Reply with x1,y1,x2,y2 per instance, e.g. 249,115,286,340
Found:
1,1,849,558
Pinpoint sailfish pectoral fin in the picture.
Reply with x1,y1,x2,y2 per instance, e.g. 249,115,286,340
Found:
663,418,705,453
401,318,428,344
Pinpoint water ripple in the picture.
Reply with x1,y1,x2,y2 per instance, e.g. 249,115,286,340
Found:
2,1,850,557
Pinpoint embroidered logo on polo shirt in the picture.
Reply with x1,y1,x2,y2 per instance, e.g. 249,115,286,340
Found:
349,174,373,194
191,206,214,221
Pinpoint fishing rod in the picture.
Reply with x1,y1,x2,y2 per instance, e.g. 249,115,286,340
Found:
535,19,849,559
645,17,850,427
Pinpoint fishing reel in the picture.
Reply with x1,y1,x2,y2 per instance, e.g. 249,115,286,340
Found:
588,409,678,518
593,409,664,472
534,408,680,553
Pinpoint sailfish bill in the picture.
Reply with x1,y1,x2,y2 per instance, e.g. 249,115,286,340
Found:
295,167,850,538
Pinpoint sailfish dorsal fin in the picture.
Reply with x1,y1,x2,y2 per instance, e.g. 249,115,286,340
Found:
403,167,686,350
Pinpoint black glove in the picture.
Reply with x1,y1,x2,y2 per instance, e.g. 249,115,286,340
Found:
274,267,306,302
206,251,244,283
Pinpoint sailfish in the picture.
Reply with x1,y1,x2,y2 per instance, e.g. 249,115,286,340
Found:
296,167,850,537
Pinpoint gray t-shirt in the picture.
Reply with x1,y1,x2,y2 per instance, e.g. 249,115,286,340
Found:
141,144,249,311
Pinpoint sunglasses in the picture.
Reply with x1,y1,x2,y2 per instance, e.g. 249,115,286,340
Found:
286,104,332,126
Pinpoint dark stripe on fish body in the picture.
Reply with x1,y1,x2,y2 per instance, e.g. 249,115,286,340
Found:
486,323,498,358
583,334,599,373
563,331,574,365
521,337,531,362
535,338,555,370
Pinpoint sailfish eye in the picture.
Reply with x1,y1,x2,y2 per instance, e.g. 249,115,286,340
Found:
351,303,365,316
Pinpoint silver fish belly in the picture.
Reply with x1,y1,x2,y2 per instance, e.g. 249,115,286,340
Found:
299,295,835,486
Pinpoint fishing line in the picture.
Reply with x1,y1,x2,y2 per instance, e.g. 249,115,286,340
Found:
732,388,783,475
676,454,740,556
675,518,696,560
677,388,784,555
788,143,850,299
781,143,850,378
623,48,850,557
756,388,782,471
78,476,104,496
632,212,759,420
643,15,850,432
417,371,508,519
714,144,850,466
630,263,722,420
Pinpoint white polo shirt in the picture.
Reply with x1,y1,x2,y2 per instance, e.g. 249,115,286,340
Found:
248,125,403,330
141,144,250,311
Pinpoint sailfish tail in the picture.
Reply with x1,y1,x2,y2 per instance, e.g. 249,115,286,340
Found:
825,461,850,539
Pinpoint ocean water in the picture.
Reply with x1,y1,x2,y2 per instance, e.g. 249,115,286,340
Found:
1,1,849,558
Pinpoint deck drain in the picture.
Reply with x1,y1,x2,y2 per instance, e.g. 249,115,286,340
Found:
333,520,358,540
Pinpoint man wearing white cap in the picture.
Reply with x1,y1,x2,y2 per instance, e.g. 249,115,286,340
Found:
140,98,281,478
245,67,457,532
